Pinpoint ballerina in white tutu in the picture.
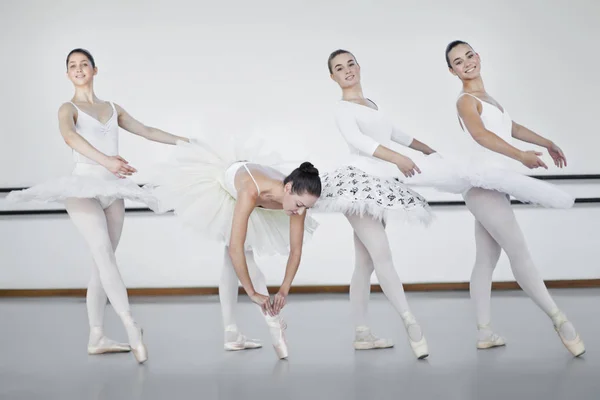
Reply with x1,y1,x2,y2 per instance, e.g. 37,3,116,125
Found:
150,137,322,359
6,48,189,363
445,40,584,356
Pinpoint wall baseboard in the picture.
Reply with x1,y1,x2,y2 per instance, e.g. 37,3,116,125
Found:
1,279,598,298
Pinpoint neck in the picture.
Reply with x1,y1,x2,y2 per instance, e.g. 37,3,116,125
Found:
262,179,285,205
341,83,365,101
72,84,98,104
462,76,486,93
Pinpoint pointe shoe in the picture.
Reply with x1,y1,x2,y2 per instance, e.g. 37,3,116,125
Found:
87,336,131,355
476,324,506,350
224,326,263,351
268,318,288,359
353,326,394,350
551,311,585,357
401,311,429,359
131,328,148,364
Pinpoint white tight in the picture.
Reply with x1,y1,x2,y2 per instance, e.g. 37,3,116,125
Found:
219,246,280,333
463,188,559,326
65,198,140,345
346,214,415,333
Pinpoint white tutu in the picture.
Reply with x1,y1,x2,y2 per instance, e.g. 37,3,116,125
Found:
405,153,574,208
147,137,319,257
5,163,159,211
314,165,433,225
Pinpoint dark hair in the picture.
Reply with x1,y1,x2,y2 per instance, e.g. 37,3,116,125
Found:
284,162,322,197
66,48,96,70
445,40,472,68
327,49,356,74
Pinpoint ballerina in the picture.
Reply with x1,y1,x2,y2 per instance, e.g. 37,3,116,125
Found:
149,137,322,359
445,40,584,356
7,48,189,363
315,49,437,359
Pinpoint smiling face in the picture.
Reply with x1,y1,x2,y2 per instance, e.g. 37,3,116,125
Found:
329,52,360,89
282,182,319,216
66,52,97,87
447,43,481,81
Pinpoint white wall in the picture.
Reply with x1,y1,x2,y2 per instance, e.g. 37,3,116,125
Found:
1,0,599,289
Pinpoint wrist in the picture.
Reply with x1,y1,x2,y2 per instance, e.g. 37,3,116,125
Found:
515,150,525,162
98,154,111,167
545,140,554,150
245,287,256,297
391,153,406,164
278,285,290,296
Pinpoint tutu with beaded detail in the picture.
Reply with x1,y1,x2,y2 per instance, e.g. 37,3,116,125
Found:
314,165,433,225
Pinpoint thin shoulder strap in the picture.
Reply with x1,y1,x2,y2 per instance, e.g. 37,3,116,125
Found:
243,164,261,195
457,92,482,103
69,101,81,111
456,92,481,132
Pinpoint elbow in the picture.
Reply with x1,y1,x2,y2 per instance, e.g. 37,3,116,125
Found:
62,132,75,146
289,247,302,261
228,243,244,259
471,131,489,145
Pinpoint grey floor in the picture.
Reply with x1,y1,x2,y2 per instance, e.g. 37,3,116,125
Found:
1,289,599,400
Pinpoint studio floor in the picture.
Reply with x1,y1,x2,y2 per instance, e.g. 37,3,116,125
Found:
1,288,598,400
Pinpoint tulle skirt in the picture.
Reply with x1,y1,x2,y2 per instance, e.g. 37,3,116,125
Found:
5,163,159,210
146,138,319,256
405,153,574,208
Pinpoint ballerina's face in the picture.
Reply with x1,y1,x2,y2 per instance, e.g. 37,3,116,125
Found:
448,43,481,81
330,53,360,89
67,52,97,86
282,183,318,216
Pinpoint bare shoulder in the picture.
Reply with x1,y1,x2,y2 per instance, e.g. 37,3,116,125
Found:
58,102,76,115
112,102,125,114
456,94,481,115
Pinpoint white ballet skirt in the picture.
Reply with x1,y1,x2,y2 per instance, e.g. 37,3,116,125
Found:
314,165,433,225
404,152,574,209
6,163,160,211
147,137,319,257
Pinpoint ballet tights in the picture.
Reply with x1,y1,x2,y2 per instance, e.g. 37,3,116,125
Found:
220,246,281,341
346,214,422,341
65,198,141,347
463,187,576,341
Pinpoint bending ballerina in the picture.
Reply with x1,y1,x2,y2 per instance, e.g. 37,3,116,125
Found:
442,40,584,356
149,137,322,359
7,48,189,363
315,49,437,359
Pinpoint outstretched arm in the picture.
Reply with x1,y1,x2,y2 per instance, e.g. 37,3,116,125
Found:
391,124,436,155
228,187,274,315
335,106,421,177
512,122,567,168
59,103,136,178
457,96,547,169
114,104,189,145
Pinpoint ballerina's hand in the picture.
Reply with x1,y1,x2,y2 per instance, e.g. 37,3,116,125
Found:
519,150,548,170
272,291,287,315
104,155,137,178
395,155,421,178
250,293,275,316
547,142,567,168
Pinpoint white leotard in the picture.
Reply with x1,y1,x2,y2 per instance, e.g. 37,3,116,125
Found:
69,101,119,165
223,162,261,199
457,93,514,169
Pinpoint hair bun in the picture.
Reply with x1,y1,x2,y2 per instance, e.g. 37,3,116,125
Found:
299,161,319,176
